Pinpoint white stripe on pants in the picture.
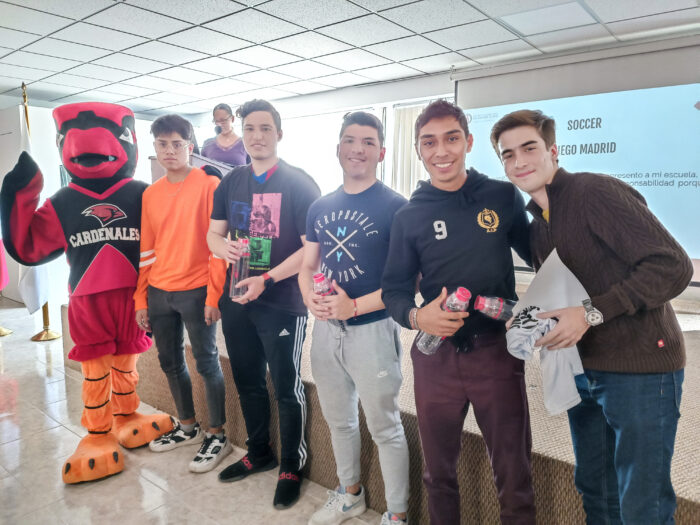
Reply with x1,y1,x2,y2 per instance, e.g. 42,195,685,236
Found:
310,316,409,514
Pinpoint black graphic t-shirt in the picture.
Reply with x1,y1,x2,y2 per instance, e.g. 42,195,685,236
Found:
306,181,407,326
212,159,320,315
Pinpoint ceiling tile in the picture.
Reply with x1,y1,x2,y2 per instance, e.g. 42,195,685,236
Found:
584,0,697,23
123,0,246,25
460,39,541,64
20,80,83,100
315,49,391,70
365,36,448,62
382,0,486,33
160,101,217,114
351,0,416,11
152,67,219,84
234,87,296,101
124,42,208,65
0,94,18,109
222,46,301,68
403,52,478,73
310,71,372,88
93,53,171,74
0,3,73,35
67,64,138,82
0,51,81,72
50,22,147,51
354,63,422,81
23,38,111,61
501,2,596,35
204,10,303,44
160,27,250,55
44,72,109,89
123,75,189,91
318,14,411,46
270,60,340,79
236,70,298,87
118,99,167,111
466,0,571,18
275,80,334,95
426,20,516,49
138,92,198,104
173,78,256,98
52,92,103,104
527,24,615,52
84,3,192,39
72,89,130,103
15,0,115,20
0,63,53,82
98,83,159,97
0,77,23,93
258,0,368,29
265,32,352,59
607,8,700,40
0,27,41,50
185,57,257,76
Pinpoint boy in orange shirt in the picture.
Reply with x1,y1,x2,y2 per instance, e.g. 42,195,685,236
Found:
135,114,230,473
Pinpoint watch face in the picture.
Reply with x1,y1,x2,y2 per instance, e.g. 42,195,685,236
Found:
586,311,603,325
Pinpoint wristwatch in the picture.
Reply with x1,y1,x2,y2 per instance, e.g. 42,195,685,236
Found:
582,299,604,326
262,272,275,290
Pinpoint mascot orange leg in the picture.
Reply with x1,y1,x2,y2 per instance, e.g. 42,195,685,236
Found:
111,353,173,448
63,355,122,484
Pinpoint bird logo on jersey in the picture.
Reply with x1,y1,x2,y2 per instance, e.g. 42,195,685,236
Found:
81,204,127,227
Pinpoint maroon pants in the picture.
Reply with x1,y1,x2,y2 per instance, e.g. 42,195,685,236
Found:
412,334,536,525
68,287,151,362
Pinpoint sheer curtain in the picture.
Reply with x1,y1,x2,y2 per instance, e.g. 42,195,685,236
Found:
389,104,428,198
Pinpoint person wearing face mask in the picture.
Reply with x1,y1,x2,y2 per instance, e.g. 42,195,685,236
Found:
201,103,249,167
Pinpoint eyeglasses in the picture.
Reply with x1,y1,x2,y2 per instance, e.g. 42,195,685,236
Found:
213,116,232,125
154,140,190,152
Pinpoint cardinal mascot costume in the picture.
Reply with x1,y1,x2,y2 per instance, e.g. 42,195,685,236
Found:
0,102,173,483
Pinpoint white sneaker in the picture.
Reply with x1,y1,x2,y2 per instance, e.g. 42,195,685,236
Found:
309,486,366,525
188,433,233,473
149,420,203,452
380,511,408,525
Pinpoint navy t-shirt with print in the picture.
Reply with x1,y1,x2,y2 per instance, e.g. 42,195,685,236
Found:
305,181,407,326
212,159,321,315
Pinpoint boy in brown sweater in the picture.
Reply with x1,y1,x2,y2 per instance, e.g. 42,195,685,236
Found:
490,109,692,525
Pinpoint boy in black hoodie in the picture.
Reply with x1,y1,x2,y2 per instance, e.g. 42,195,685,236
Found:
381,100,535,525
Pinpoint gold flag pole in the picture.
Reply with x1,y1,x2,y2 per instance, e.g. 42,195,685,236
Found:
20,83,60,342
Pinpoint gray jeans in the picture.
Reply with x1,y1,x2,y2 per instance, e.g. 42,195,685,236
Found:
148,285,226,428
311,316,409,513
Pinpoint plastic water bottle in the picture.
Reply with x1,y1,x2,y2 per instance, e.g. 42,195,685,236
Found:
416,287,471,355
474,295,516,322
230,238,250,298
312,273,346,332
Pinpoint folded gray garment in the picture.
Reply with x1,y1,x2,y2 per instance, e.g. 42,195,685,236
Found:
507,306,584,415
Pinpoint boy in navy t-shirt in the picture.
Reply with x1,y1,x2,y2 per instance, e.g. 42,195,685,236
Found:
300,112,409,525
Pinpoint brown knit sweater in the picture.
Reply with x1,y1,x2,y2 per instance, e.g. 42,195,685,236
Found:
527,168,693,373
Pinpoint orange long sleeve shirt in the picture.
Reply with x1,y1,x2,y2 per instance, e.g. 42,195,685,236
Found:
134,167,226,310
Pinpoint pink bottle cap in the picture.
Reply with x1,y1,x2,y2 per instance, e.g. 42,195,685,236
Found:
240,238,249,245
313,273,326,283
474,295,486,311
455,287,471,302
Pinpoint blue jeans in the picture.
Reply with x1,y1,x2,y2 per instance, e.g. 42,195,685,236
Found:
568,369,684,525
148,286,226,428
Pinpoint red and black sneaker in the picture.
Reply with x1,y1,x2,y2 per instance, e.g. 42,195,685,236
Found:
218,451,277,483
273,469,302,510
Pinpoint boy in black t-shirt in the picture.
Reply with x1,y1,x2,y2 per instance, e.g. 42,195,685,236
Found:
207,99,320,510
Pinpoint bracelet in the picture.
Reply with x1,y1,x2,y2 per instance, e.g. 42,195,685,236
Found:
353,298,358,318
410,307,419,330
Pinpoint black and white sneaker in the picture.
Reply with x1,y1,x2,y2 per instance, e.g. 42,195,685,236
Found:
189,433,233,473
148,420,203,452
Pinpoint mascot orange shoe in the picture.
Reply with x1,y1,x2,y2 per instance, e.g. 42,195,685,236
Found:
0,103,173,483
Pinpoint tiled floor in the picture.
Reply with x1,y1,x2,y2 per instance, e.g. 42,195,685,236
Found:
0,298,381,525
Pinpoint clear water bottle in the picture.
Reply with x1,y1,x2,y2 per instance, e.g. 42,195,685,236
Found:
230,238,250,299
312,273,346,332
416,287,471,355
474,295,516,322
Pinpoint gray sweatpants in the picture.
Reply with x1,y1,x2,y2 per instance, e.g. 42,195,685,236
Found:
311,316,409,514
